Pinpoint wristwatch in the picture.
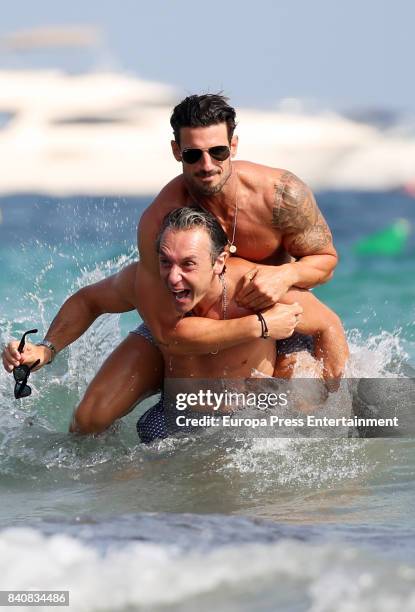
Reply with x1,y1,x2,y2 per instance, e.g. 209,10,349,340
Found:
36,340,56,364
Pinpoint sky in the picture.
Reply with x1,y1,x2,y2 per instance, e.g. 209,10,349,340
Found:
0,0,414,112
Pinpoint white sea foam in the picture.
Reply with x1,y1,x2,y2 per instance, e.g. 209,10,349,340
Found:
347,329,410,377
0,528,414,611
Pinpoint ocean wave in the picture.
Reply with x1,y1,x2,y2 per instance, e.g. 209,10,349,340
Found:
0,526,414,611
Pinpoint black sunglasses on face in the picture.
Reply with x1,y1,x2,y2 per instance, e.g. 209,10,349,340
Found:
13,329,40,399
181,145,231,165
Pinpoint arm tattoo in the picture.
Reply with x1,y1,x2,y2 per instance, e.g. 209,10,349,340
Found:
272,171,333,255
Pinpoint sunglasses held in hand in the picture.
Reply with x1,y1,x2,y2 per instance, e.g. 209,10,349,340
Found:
13,329,40,399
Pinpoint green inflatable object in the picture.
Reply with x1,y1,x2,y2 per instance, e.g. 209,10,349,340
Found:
354,218,411,256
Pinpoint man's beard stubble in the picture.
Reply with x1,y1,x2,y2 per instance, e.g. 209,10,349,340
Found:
195,182,225,196
189,166,232,196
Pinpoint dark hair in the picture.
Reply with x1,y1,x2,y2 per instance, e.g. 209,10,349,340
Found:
156,207,228,263
170,94,237,144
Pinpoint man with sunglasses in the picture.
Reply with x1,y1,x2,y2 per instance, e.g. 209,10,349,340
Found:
3,208,347,441
133,94,338,381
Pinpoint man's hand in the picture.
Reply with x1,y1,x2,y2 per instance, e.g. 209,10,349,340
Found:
236,265,294,310
2,341,50,373
260,302,303,340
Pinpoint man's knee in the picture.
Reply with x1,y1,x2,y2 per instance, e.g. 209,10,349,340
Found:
69,393,114,434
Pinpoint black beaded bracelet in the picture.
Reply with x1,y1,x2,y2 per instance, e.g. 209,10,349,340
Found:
256,313,269,338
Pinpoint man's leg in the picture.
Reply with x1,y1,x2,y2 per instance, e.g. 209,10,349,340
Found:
70,333,163,434
273,333,319,378
276,289,349,381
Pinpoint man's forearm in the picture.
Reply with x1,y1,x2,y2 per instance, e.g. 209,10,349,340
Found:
44,290,100,355
278,253,338,289
157,315,261,355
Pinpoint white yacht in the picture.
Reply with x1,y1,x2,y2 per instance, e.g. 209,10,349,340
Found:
1,26,414,195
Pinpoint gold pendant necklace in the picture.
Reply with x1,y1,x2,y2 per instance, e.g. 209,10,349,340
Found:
195,172,238,254
228,201,237,253
228,182,238,254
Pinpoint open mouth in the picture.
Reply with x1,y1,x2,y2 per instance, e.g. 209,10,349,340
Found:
171,289,191,303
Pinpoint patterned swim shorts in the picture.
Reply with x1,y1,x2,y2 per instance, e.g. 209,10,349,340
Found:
130,322,157,346
136,396,168,444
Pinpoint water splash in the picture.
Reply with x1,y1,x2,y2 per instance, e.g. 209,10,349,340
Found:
221,437,369,489
347,328,410,377
0,248,413,492
0,250,140,480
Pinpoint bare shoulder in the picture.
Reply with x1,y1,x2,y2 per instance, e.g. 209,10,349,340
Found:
226,256,257,296
235,161,295,206
135,261,164,316
272,168,311,206
244,165,308,202
139,175,188,232
138,175,190,267
109,262,138,306
227,256,254,278
234,160,281,186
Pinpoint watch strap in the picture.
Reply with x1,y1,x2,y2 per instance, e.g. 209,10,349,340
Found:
36,340,56,364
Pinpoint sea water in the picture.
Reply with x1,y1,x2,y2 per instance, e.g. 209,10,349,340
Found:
0,192,414,611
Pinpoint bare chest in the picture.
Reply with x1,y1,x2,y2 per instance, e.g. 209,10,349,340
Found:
215,206,289,265
234,217,285,263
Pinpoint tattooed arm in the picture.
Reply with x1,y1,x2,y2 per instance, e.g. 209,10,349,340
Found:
271,171,337,288
237,171,337,309
272,172,337,288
